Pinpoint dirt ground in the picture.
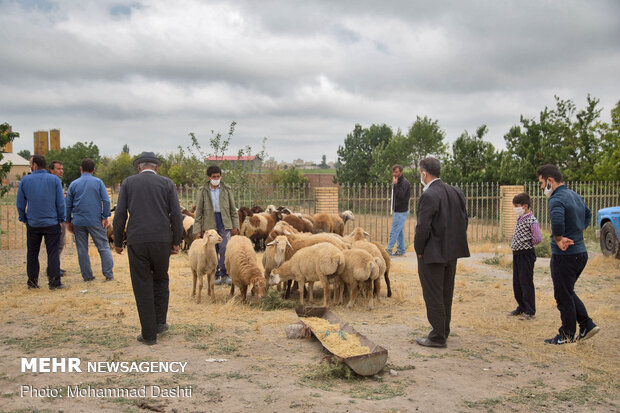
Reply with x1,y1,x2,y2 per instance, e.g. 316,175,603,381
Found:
0,240,618,413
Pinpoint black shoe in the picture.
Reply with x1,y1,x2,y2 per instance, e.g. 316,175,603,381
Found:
578,324,600,341
105,276,114,281
519,314,535,320
415,337,447,348
60,269,66,276
84,277,95,282
544,334,574,345
27,283,40,290
214,276,222,286
49,284,66,291
157,323,169,334
508,309,522,317
222,275,232,286
137,335,156,345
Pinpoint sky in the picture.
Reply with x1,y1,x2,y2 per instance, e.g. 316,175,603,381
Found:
2,0,619,164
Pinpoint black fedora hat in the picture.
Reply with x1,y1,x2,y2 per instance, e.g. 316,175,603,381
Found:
133,151,161,167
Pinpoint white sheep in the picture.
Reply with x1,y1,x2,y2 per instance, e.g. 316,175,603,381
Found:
352,240,387,300
188,229,222,304
225,235,268,302
336,248,379,309
269,242,345,307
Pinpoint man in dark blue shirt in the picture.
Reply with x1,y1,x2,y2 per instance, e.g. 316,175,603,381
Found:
16,154,66,290
537,164,599,345
66,158,114,281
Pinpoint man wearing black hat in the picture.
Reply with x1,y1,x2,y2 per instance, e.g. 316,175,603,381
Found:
113,152,184,345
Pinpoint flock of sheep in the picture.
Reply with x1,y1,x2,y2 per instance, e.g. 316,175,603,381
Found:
182,205,392,310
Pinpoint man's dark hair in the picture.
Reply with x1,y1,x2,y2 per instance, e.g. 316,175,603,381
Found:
207,165,222,177
81,158,95,173
392,164,403,173
419,157,441,177
536,164,563,183
32,154,46,169
512,192,531,208
48,160,62,172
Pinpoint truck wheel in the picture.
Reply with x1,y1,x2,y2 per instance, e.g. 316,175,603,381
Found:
600,222,619,257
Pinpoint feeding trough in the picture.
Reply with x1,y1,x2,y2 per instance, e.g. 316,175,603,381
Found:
296,306,388,376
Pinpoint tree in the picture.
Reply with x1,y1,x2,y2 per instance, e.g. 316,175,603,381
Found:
97,152,137,186
17,149,31,160
336,123,392,184
442,125,499,183
122,144,130,154
1,123,20,196
268,166,309,186
406,116,447,169
594,100,620,180
319,154,328,169
45,141,101,185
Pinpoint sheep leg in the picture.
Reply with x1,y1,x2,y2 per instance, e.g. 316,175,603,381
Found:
308,281,314,303
347,283,358,308
384,271,392,298
209,271,216,303
197,274,203,304
191,270,197,298
367,283,374,310
298,279,305,306
230,283,235,297
240,285,248,303
320,276,330,307
373,278,382,301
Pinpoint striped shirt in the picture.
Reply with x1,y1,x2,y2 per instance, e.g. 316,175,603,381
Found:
511,212,542,252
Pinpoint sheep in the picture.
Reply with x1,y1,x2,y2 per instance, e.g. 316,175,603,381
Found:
237,206,253,229
352,240,387,301
283,214,313,233
312,210,355,235
264,204,277,213
240,210,283,251
188,229,222,304
181,205,196,218
225,235,268,303
182,215,195,251
269,242,345,307
106,204,127,247
262,235,293,280
335,248,379,309
344,228,392,297
251,205,264,214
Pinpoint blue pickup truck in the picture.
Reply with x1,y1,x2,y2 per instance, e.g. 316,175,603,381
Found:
596,206,620,258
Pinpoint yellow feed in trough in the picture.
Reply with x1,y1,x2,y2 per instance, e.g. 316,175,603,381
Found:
302,317,370,358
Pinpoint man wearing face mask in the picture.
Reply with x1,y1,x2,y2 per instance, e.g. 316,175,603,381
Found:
536,164,599,345
413,157,469,348
386,164,411,256
193,165,240,286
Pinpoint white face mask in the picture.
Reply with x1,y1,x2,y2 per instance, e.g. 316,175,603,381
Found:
210,179,220,187
543,180,553,197
514,206,525,216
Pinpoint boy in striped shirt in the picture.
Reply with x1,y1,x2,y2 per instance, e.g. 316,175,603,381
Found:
509,192,542,320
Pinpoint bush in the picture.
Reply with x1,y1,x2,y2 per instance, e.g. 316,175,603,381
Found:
535,232,552,258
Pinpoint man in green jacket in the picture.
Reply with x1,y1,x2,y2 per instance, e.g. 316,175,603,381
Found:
193,165,240,285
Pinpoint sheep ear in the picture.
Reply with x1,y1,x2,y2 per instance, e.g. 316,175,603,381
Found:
286,240,292,249
284,230,291,235
364,231,370,236
266,240,275,246
247,282,254,293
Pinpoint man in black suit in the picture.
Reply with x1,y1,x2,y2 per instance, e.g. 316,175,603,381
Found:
113,152,183,345
414,157,470,348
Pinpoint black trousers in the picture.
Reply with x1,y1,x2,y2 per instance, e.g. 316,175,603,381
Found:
26,224,61,288
512,251,536,315
417,259,457,344
550,253,592,338
128,242,171,341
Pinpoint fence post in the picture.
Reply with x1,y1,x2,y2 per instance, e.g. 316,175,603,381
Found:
500,185,525,241
315,187,339,213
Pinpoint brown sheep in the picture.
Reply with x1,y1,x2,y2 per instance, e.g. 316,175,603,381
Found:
225,236,267,303
237,206,253,229
283,214,313,233
240,211,283,251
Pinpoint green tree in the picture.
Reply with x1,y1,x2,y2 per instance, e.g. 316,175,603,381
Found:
17,149,31,160
268,166,308,186
594,100,620,180
319,154,328,169
336,123,392,184
442,125,499,183
45,141,101,185
122,144,130,154
1,123,20,196
407,116,447,169
97,152,137,186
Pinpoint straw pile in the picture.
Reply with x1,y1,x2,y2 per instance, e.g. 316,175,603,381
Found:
302,317,370,358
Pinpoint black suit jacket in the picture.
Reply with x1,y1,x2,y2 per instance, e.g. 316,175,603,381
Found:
113,171,183,247
414,179,470,264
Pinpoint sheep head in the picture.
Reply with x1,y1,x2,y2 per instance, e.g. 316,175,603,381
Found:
265,204,277,213
266,235,292,268
250,276,267,299
348,227,369,241
268,270,281,286
340,210,355,224
204,229,222,245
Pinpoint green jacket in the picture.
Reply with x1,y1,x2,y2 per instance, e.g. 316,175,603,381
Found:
193,182,239,234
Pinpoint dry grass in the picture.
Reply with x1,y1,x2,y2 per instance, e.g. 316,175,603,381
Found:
0,240,618,410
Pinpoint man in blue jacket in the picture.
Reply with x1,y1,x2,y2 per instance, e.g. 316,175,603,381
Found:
537,164,599,345
16,154,66,290
66,158,114,281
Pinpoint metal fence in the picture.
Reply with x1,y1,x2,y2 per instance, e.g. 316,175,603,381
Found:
2,181,618,250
